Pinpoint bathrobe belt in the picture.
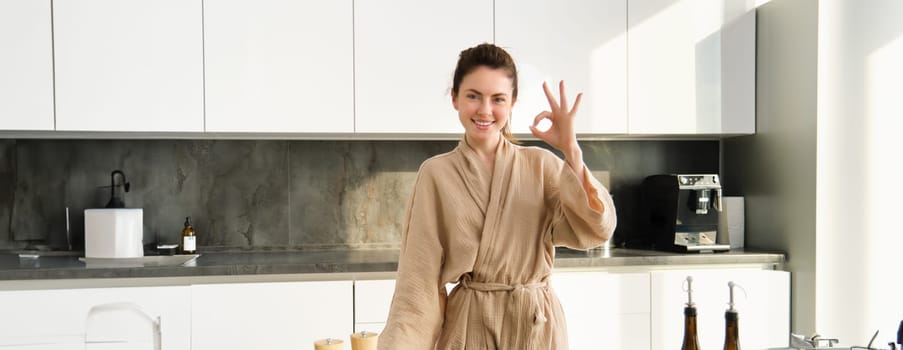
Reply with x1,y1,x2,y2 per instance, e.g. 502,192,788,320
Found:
460,274,550,326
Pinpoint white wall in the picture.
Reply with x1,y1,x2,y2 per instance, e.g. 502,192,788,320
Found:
723,0,819,335
816,0,903,345
728,0,903,342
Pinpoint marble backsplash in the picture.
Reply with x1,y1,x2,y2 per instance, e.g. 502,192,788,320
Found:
0,139,718,251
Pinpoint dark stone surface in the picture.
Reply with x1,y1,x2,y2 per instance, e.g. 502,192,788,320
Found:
524,140,720,247
4,140,290,251
0,139,718,251
0,141,14,246
289,141,452,248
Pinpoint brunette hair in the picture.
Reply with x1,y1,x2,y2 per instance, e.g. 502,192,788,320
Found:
452,43,520,143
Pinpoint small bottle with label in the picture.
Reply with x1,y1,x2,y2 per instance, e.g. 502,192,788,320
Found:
181,217,196,254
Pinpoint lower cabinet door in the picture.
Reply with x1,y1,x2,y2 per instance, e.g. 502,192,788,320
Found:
0,286,190,350
354,279,396,335
619,313,652,350
650,269,790,350
553,271,610,349
0,339,83,350
552,271,651,350
191,280,353,350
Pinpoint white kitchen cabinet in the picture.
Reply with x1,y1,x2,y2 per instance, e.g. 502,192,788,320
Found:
650,269,790,350
552,271,610,349
0,286,191,350
552,271,650,350
52,0,203,132
191,280,353,350
204,0,353,133
0,0,54,131
352,280,459,334
495,0,628,135
354,279,395,334
628,0,755,134
358,273,649,349
354,0,493,134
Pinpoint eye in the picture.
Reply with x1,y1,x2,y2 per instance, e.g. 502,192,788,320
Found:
494,97,507,104
466,94,478,100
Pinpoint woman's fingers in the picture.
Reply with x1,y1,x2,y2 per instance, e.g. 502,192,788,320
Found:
542,82,559,112
529,124,546,139
532,111,552,127
535,80,580,152
559,80,568,111
544,80,580,116
571,92,584,117
531,111,558,146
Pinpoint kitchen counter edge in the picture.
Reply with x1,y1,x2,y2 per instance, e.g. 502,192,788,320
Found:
0,248,785,285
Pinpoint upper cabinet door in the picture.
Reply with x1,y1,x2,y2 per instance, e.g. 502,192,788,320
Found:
628,0,755,134
204,0,353,133
354,0,493,134
495,0,627,135
0,0,54,131
53,0,204,132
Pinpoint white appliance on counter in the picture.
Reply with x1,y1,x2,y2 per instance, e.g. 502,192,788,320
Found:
84,208,144,259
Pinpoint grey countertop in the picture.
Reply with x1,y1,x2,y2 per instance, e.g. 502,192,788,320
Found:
0,248,784,281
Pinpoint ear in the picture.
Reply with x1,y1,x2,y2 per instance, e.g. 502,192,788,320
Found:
451,93,459,111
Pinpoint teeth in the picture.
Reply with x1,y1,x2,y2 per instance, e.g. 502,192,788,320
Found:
474,120,493,126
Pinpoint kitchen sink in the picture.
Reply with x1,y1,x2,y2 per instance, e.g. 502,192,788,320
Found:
9,250,84,258
78,254,199,268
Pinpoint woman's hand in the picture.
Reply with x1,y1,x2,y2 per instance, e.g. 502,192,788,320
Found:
530,81,584,170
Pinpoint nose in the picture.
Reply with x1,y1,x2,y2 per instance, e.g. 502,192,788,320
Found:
478,98,492,115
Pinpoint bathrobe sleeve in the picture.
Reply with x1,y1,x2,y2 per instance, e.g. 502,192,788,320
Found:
379,166,447,350
548,160,617,250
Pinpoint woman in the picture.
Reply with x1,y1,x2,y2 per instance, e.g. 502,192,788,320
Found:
379,43,617,350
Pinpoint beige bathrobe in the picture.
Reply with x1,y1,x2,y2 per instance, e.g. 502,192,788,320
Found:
379,138,617,350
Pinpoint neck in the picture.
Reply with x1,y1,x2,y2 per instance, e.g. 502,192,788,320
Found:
465,133,502,158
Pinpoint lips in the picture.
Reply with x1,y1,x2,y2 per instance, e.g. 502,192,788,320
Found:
472,119,495,130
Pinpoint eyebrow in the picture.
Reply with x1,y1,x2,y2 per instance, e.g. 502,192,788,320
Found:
465,89,509,97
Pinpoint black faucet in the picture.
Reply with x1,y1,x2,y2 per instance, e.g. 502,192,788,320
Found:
105,170,130,208
897,320,901,346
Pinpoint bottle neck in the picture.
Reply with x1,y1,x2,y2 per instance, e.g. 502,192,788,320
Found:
684,314,698,333
724,311,740,349
682,307,700,350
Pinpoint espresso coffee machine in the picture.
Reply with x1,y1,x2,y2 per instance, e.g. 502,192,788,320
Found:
641,174,730,253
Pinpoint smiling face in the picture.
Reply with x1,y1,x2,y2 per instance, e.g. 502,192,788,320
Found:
452,66,516,146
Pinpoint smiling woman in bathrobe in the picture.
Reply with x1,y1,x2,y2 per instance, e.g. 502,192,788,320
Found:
379,43,617,350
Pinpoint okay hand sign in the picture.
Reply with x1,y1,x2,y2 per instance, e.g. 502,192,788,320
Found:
529,81,583,155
